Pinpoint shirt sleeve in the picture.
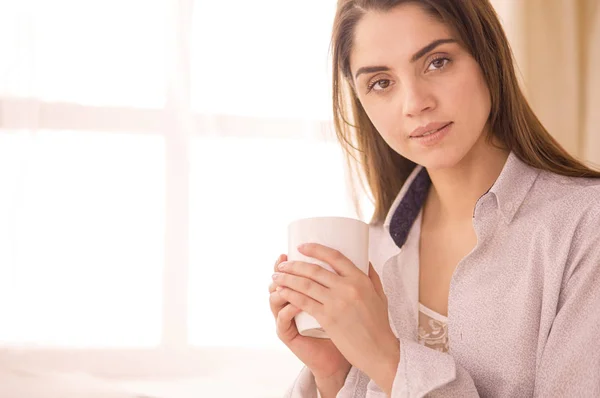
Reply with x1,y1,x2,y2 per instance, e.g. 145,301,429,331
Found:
283,366,318,398
532,206,600,397
284,342,480,398
283,365,371,398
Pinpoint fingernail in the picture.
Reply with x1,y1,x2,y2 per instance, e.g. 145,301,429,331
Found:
275,286,282,292
278,261,288,270
272,273,281,280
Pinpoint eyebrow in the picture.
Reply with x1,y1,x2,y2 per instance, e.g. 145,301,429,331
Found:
354,38,457,80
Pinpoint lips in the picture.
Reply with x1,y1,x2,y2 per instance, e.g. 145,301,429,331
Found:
410,122,452,138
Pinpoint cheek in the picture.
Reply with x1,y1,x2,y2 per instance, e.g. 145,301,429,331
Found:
359,95,401,138
452,68,492,129
362,104,402,147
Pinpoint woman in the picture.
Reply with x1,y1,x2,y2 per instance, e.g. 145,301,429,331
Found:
268,1,600,397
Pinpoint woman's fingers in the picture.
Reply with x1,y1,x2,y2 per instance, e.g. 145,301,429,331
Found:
274,254,288,272
276,260,338,288
269,288,287,318
276,303,302,339
269,254,287,295
268,282,277,294
269,254,300,333
272,272,329,304
269,254,287,299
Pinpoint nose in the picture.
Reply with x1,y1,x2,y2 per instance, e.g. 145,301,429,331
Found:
402,80,435,117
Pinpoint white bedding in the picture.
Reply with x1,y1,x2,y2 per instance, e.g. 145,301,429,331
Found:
0,367,286,398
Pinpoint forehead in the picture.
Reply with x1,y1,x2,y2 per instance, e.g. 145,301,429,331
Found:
349,4,453,71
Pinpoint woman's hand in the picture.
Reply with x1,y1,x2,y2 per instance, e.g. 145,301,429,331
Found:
268,254,352,392
271,244,400,394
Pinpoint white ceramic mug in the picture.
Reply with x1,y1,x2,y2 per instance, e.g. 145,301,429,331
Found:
287,216,369,338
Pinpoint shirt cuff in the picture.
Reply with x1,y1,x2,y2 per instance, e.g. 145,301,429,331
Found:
391,339,458,397
285,366,318,398
286,366,360,398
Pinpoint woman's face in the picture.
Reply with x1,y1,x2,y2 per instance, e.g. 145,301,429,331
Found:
349,3,492,170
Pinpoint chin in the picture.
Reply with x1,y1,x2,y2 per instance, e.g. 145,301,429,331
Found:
400,145,468,171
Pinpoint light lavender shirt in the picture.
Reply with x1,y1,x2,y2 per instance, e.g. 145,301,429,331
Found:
284,152,600,397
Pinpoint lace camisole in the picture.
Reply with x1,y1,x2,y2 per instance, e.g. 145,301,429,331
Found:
417,303,449,353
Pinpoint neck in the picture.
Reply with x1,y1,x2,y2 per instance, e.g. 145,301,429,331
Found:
425,137,509,223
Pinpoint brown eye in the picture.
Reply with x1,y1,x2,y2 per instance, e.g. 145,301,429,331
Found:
426,57,450,72
368,79,391,92
432,59,446,68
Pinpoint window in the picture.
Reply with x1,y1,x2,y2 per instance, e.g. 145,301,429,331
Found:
0,131,165,347
0,0,364,395
0,0,167,107
191,0,337,120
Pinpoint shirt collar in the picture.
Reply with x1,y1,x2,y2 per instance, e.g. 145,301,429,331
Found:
383,151,541,249
488,151,541,223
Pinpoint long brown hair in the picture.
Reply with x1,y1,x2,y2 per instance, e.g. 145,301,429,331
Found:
330,0,600,224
